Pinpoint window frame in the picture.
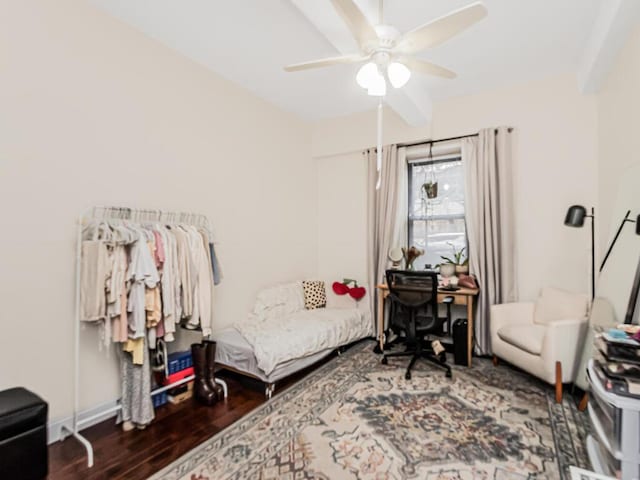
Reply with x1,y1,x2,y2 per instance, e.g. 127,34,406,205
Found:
407,155,468,265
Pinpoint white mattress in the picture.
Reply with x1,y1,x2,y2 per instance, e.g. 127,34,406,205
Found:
235,307,372,375
212,328,333,383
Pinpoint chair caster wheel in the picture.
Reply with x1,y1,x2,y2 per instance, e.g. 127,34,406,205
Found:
381,357,388,365
405,372,411,380
446,370,452,379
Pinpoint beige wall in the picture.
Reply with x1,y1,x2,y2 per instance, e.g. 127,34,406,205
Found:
316,152,368,283
596,26,640,250
315,74,599,302
0,0,316,421
312,108,432,159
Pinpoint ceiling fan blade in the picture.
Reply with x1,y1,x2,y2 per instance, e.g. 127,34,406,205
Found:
402,58,457,79
397,2,487,54
330,0,379,51
284,54,365,72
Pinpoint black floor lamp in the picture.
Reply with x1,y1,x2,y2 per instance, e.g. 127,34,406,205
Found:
564,205,595,299
600,210,639,271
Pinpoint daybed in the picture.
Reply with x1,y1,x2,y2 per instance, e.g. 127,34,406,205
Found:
212,281,372,397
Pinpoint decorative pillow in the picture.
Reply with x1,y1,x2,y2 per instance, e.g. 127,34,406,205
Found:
332,281,350,296
302,280,327,310
326,282,356,309
348,285,366,300
326,279,368,309
533,287,588,325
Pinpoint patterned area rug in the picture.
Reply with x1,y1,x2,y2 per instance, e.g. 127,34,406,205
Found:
150,341,591,479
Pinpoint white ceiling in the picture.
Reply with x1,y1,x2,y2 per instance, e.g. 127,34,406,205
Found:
90,0,603,123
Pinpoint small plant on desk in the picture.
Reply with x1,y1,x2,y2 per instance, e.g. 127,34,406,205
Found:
440,243,469,275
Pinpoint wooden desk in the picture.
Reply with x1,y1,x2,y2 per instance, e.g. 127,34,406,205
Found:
376,283,479,367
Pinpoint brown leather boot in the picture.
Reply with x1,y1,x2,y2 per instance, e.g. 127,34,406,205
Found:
203,340,224,400
191,343,217,406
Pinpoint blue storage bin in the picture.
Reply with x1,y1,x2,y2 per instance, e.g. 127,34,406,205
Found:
167,351,193,374
152,391,168,408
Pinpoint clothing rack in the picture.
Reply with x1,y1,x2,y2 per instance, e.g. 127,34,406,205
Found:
60,206,228,468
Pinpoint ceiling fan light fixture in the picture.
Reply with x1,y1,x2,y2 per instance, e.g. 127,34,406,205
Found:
387,62,411,88
356,62,379,89
367,72,386,96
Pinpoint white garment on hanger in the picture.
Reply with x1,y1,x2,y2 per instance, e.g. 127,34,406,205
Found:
157,226,177,342
79,240,110,322
127,229,160,338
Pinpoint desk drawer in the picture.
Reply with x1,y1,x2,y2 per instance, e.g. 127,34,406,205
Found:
438,294,468,306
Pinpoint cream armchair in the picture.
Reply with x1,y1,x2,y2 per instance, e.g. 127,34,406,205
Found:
490,287,589,402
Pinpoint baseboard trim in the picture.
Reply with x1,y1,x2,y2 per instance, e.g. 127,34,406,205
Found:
48,399,119,444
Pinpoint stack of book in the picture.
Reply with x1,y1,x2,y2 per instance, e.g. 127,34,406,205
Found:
163,350,194,385
162,350,194,404
168,382,193,404
593,329,640,398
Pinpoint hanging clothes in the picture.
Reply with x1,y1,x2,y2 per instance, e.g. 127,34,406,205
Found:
196,227,215,337
172,227,194,321
144,239,162,329
79,240,110,322
157,227,177,342
79,212,221,428
108,245,129,343
127,230,160,338
119,339,154,427
151,230,165,268
209,242,223,286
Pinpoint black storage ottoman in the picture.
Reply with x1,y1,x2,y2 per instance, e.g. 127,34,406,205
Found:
0,387,48,480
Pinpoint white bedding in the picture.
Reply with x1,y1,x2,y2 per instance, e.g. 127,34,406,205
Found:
235,307,372,375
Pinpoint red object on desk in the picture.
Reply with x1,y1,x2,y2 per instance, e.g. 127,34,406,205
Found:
458,274,478,289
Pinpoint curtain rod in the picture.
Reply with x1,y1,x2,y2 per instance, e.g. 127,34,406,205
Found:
397,128,513,149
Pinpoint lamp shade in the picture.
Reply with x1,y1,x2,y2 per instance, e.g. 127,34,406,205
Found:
356,62,378,89
387,62,411,88
565,205,587,227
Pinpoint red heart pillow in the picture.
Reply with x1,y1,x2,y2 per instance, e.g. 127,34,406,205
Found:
332,282,350,295
348,286,366,300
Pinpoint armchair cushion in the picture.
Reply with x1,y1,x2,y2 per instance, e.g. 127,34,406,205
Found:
497,325,546,355
533,287,588,325
490,302,535,339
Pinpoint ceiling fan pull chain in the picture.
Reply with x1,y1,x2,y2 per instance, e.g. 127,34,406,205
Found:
376,102,382,187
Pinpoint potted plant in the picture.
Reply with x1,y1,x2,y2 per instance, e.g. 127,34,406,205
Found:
440,243,469,275
421,143,438,200
421,181,438,199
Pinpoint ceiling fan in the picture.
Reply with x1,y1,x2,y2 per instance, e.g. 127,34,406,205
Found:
284,0,488,96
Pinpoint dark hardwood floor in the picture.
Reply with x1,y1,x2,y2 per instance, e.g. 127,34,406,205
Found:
47,357,333,480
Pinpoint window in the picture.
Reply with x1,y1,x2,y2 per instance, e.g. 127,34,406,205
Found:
408,156,467,268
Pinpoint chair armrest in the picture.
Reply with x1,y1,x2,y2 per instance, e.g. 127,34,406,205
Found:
490,302,535,339
541,317,589,378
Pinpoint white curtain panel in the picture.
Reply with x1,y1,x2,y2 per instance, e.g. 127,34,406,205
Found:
462,127,518,355
366,145,408,336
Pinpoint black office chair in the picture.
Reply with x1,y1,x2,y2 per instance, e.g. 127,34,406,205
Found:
381,270,452,379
